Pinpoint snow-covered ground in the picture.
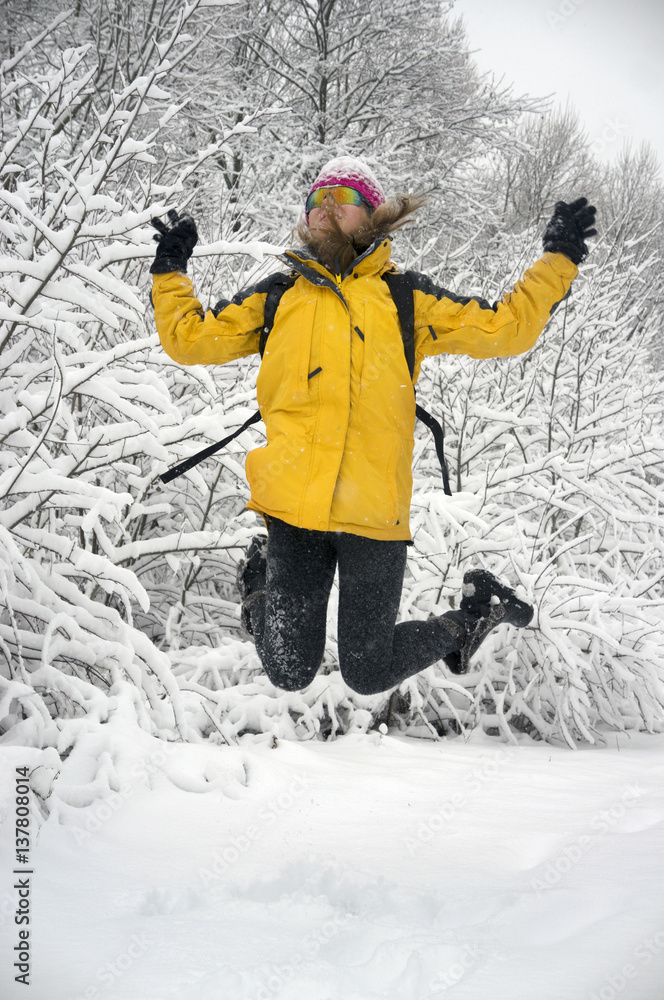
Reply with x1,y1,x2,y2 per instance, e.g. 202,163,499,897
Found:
2,727,664,1000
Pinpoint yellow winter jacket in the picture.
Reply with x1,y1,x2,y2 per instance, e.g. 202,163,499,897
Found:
152,238,577,540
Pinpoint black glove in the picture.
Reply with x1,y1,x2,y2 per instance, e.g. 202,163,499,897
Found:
542,197,597,265
150,209,198,274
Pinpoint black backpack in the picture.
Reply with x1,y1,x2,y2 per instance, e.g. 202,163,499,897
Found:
159,271,451,494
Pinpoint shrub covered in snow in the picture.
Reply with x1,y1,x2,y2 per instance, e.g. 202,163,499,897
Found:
401,206,664,745
0,3,279,750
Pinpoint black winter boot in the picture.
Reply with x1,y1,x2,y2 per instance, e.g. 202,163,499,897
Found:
444,569,533,674
236,534,268,635
460,569,533,627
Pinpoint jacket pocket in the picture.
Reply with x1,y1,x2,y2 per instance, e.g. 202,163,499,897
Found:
257,296,317,412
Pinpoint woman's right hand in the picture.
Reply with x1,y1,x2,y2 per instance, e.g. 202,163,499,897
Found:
150,209,198,274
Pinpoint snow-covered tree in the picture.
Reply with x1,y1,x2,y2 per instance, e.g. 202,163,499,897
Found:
170,0,540,240
0,2,280,750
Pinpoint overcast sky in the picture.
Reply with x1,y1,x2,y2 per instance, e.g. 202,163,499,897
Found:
452,0,664,169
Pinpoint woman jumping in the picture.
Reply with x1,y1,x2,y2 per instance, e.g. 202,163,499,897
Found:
150,156,596,695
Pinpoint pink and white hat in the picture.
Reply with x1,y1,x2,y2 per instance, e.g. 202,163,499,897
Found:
307,156,386,211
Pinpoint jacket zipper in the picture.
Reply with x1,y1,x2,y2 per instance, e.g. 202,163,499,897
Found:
279,253,348,308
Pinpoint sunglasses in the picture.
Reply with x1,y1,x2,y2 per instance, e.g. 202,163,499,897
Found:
305,186,366,213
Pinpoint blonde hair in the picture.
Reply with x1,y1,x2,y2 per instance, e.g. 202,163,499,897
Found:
295,193,427,274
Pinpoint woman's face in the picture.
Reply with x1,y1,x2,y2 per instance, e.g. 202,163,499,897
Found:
308,197,370,237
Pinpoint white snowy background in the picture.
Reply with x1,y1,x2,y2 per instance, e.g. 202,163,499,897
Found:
0,1,663,997
455,0,664,166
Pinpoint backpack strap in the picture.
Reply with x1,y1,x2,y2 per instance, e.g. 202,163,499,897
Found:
382,271,415,378
382,270,452,496
259,272,298,357
159,410,262,485
414,403,452,497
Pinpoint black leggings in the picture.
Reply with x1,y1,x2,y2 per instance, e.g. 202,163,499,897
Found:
249,518,469,695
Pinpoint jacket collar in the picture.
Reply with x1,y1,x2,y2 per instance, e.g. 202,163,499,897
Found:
278,238,393,284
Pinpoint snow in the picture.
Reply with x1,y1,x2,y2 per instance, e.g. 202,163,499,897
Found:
2,729,664,1000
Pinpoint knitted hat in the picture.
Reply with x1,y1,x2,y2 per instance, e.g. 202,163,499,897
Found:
307,156,386,211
